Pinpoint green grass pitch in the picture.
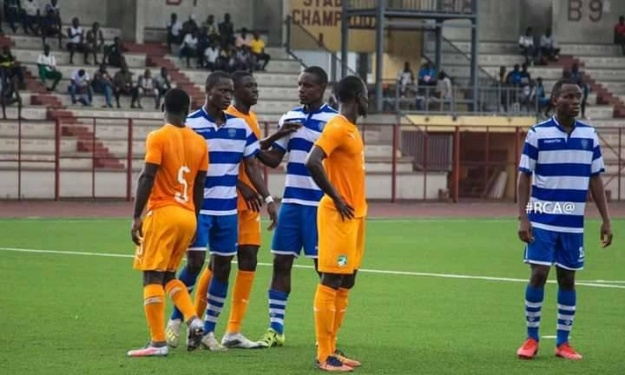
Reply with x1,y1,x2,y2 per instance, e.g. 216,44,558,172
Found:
0,218,623,374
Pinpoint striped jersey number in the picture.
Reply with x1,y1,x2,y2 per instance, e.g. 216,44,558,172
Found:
174,165,191,203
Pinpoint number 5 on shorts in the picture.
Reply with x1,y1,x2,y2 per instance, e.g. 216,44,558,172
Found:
175,166,191,203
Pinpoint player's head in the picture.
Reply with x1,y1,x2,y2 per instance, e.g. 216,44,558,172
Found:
232,70,258,107
336,75,368,118
205,70,233,110
297,66,328,106
163,88,191,125
551,78,581,119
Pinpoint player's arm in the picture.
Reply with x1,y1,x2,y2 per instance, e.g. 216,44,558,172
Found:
193,143,209,218
243,157,277,229
305,124,354,221
259,122,301,150
517,128,537,243
131,162,159,245
589,131,612,248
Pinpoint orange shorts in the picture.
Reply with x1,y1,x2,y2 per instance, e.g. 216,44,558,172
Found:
238,209,261,246
317,206,366,274
133,205,197,272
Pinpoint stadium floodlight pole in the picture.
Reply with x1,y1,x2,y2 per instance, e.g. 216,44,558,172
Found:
340,0,349,80
470,0,479,112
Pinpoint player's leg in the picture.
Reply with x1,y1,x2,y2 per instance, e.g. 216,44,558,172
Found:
302,205,322,278
553,232,584,360
314,207,358,372
163,208,206,351
193,259,212,318
165,214,209,348
258,203,302,348
517,227,555,359
199,214,238,351
222,209,262,349
331,217,366,368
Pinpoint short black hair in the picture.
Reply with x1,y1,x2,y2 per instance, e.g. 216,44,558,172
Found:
303,66,328,85
164,88,190,115
551,78,579,99
336,75,365,103
231,70,253,89
205,70,232,90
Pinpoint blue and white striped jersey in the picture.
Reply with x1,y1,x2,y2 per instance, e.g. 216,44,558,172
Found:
273,104,338,206
187,107,260,216
519,117,605,233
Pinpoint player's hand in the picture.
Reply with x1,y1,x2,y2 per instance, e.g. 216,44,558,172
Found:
238,182,262,212
266,201,278,231
276,122,302,137
600,221,613,248
131,217,143,246
518,217,533,244
333,197,355,221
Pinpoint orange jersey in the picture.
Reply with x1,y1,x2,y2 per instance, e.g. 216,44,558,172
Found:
225,105,262,211
144,124,209,213
314,115,367,217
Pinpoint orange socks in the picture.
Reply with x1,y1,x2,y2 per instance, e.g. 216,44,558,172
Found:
332,288,350,351
193,266,213,318
314,284,338,363
227,270,255,333
165,279,197,323
143,284,166,343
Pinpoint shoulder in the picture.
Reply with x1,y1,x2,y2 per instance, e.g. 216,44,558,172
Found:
147,127,166,143
225,113,248,127
324,116,348,134
186,109,209,128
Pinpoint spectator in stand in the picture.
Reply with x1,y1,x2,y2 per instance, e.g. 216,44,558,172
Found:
153,67,171,110
21,0,40,35
204,41,220,71
182,15,198,35
529,77,549,115
196,27,210,69
92,63,114,108
219,44,236,72
433,71,452,110
236,28,251,48
615,16,625,55
397,61,414,97
104,37,126,68
218,13,235,49
5,0,21,34
505,64,523,86
68,69,93,106
249,31,270,71
567,63,589,118
41,0,61,48
203,14,220,44
518,27,536,66
520,63,532,85
37,44,62,91
232,45,253,72
179,29,199,68
113,62,133,108
67,17,86,65
0,73,22,120
539,28,560,64
0,46,24,89
166,13,183,53
86,22,105,65
418,62,437,90
131,69,156,109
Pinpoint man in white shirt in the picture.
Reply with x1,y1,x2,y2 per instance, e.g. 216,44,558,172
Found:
235,28,252,48
166,13,183,53
37,44,62,91
66,17,86,65
204,42,220,72
539,28,560,64
180,30,199,68
68,69,92,106
22,0,40,35
131,68,156,109
518,27,536,66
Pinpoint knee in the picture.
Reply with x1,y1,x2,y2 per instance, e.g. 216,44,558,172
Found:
211,256,232,280
273,255,293,276
340,274,356,290
556,270,575,290
237,246,258,271
321,273,343,290
185,252,206,275
529,267,550,287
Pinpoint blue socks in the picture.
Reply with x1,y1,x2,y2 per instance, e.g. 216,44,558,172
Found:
204,278,228,333
556,289,576,346
524,285,545,341
268,289,289,334
170,266,200,321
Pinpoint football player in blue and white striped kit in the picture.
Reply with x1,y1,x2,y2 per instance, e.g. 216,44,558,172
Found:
255,66,339,348
516,78,613,361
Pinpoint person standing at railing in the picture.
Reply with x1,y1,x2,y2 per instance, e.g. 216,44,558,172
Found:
37,44,62,92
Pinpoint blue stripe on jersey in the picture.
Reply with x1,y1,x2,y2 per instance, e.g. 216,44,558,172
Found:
205,174,238,189
274,103,338,206
187,107,260,215
518,117,605,233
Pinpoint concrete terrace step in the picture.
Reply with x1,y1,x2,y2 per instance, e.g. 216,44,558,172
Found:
14,49,147,68
4,107,48,120
441,41,623,57
0,155,94,170
578,56,625,69
165,56,302,74
0,137,78,153
0,121,56,138
181,69,299,88
584,69,625,82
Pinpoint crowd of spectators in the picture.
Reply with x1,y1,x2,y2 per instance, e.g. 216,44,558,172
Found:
396,61,452,111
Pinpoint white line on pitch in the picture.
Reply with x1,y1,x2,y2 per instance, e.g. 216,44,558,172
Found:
2,246,625,290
